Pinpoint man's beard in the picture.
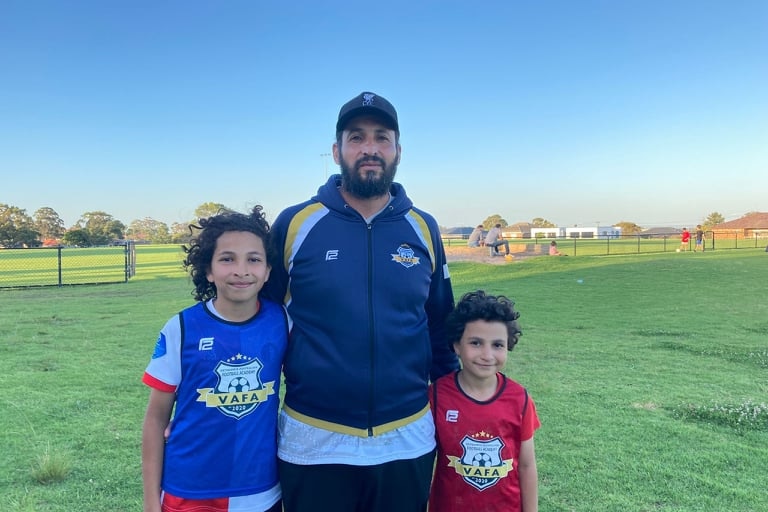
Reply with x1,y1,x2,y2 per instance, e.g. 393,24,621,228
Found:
340,155,398,199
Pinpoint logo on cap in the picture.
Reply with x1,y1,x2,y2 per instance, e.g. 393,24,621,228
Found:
337,91,399,133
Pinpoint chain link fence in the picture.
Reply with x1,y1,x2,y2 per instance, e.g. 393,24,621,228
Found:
443,231,768,256
0,242,136,289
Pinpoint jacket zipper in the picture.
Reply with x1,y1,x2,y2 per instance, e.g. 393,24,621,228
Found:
366,221,375,436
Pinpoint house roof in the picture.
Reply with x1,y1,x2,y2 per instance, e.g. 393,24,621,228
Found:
643,227,681,234
444,226,474,235
712,212,768,229
507,222,533,232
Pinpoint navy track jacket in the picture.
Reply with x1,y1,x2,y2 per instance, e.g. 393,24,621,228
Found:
265,175,459,436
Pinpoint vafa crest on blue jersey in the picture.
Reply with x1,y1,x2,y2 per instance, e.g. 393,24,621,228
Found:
195,354,276,419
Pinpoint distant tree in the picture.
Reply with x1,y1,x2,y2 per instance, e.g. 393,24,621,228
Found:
126,217,171,244
76,211,126,246
482,214,507,229
194,202,231,221
150,222,171,244
170,222,192,244
0,204,41,247
34,207,65,240
531,218,555,228
614,221,643,235
702,212,725,231
63,229,91,247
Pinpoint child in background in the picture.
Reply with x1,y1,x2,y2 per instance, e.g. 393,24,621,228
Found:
694,225,705,252
142,206,288,512
429,290,540,512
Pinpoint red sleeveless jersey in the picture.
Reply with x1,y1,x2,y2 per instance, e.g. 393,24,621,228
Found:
429,372,540,512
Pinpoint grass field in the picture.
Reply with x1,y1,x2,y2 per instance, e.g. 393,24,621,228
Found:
1,247,766,511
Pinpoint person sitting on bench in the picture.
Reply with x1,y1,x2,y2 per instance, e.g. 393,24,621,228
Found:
484,223,509,256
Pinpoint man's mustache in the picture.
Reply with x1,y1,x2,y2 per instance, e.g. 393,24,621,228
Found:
355,156,386,169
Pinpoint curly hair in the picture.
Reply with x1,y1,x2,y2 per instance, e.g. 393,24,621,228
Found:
182,205,273,302
445,290,522,351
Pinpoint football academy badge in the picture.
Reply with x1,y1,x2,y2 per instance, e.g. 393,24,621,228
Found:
196,355,275,419
447,434,514,491
391,244,421,268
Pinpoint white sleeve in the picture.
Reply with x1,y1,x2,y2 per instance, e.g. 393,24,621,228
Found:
144,314,183,387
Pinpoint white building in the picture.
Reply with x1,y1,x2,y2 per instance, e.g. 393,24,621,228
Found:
530,226,621,239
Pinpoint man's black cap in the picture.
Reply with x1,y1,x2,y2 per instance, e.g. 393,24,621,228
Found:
336,92,399,133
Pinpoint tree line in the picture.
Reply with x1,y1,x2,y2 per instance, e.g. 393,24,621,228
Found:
0,202,231,248
1,203,729,248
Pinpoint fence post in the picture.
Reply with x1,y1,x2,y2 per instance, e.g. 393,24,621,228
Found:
124,244,129,282
57,245,63,287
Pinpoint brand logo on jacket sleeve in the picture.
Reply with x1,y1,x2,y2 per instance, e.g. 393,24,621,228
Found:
391,244,421,268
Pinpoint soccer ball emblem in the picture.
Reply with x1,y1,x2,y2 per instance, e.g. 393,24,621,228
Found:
472,452,492,467
228,377,251,393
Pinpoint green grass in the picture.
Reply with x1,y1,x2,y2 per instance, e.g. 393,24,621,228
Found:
1,247,766,511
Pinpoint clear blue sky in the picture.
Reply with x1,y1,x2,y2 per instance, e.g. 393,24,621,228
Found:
2,0,766,230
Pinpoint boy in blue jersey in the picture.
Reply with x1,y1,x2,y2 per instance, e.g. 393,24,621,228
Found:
264,92,459,512
142,206,288,512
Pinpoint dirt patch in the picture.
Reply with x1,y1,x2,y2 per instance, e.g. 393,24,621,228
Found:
444,245,543,264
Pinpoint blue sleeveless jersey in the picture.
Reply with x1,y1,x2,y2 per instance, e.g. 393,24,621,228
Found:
148,300,287,499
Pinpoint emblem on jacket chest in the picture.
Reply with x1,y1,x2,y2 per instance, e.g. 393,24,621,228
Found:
391,244,421,268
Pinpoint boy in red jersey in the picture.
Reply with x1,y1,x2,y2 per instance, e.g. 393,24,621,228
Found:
429,291,540,512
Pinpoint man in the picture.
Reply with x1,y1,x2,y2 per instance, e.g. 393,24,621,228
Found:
467,224,484,247
679,227,691,252
485,223,510,256
265,91,459,512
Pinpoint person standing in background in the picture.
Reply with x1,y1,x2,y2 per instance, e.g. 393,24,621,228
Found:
694,225,704,252
679,227,691,252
